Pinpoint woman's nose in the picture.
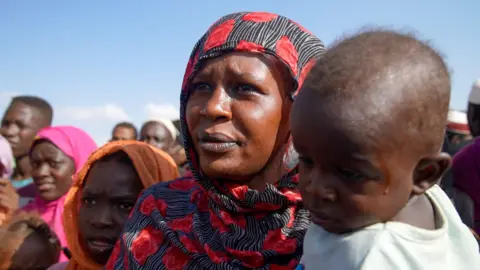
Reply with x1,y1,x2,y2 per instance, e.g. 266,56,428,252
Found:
34,163,50,178
200,87,232,121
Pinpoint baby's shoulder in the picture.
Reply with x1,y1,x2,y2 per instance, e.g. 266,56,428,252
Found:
301,224,383,269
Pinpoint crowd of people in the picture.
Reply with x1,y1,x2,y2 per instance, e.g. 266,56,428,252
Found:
0,11,479,270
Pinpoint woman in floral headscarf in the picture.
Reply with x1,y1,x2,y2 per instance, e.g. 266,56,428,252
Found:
107,12,325,269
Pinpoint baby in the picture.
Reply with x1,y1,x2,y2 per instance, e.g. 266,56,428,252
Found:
291,30,480,269
0,212,61,270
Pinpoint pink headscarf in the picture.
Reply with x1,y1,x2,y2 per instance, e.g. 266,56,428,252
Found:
22,126,97,262
0,135,14,179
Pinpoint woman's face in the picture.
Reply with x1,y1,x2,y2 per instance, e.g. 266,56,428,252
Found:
30,141,76,201
186,52,292,180
78,156,143,265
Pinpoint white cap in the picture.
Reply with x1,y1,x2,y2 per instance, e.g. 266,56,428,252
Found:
446,109,470,134
447,109,468,124
153,118,178,139
468,78,480,105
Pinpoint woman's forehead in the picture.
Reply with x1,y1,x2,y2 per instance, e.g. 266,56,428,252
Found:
31,141,64,158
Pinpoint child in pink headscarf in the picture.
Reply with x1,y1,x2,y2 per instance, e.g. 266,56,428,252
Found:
22,126,97,262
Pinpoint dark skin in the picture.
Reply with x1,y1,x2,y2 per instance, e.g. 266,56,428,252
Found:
186,52,292,189
291,89,450,234
10,233,60,270
111,126,136,141
78,157,143,265
1,102,50,181
140,122,174,151
30,141,76,201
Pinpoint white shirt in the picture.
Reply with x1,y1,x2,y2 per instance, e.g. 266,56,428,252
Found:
299,185,480,270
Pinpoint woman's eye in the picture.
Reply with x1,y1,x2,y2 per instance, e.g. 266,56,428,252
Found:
337,168,364,182
192,83,212,92
236,84,257,93
49,161,61,167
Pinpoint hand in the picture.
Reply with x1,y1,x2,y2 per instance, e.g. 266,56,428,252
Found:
0,178,19,223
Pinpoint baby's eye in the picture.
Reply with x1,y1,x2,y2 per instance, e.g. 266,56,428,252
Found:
299,156,314,168
337,167,365,182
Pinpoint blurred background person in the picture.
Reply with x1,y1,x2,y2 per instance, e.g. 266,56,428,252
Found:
110,122,137,141
0,96,53,189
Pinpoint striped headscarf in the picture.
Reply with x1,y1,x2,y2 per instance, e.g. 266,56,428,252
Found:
107,12,325,269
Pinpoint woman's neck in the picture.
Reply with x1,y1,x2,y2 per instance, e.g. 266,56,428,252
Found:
246,149,286,191
12,155,32,181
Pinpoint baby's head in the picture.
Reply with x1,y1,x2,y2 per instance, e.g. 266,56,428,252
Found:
291,30,451,234
0,212,61,270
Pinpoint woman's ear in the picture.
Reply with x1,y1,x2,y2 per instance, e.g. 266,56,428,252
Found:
412,153,451,195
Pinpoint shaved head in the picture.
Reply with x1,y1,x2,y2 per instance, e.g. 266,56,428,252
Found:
300,30,450,156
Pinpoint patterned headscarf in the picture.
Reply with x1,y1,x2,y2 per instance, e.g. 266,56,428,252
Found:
107,12,324,269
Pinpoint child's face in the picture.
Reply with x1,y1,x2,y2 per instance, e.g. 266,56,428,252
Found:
78,157,143,265
291,92,417,234
10,233,59,270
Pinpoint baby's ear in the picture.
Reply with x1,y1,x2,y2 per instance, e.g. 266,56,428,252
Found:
412,153,451,195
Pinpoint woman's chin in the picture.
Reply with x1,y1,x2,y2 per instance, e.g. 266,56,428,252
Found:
199,160,250,181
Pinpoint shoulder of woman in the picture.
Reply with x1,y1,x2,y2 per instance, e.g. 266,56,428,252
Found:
131,176,200,219
144,176,199,197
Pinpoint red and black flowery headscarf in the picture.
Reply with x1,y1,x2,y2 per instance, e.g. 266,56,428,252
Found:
106,12,324,269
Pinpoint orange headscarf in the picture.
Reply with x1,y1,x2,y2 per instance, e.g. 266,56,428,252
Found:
63,140,179,270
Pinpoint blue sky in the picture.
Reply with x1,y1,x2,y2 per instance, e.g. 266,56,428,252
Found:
1,1,479,144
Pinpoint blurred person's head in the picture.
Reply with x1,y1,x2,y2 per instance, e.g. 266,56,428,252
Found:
446,110,472,145
110,122,137,141
139,119,177,151
468,79,480,137
1,96,53,158
0,212,61,270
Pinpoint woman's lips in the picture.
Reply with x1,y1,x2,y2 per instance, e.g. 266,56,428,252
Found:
198,132,239,153
36,182,56,192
